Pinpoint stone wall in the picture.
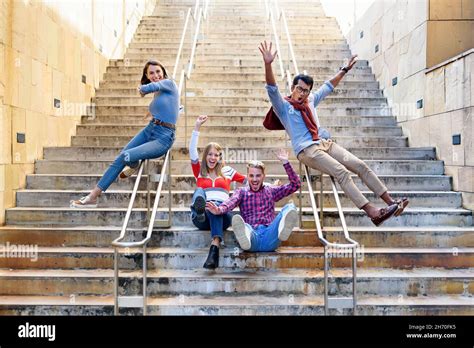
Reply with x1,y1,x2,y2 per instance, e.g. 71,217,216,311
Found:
0,0,156,224
332,0,473,209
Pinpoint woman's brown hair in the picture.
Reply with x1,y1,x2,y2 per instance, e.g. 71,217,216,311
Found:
141,60,168,85
200,143,225,178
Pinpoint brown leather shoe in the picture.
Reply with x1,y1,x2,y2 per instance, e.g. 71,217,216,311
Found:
394,198,409,217
371,203,398,227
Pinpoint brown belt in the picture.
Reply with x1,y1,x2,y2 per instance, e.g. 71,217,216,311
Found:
152,118,176,130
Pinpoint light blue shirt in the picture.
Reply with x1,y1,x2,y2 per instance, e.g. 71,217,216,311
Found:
265,81,334,156
140,79,180,124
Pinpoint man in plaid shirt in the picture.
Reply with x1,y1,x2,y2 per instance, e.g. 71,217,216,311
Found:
206,149,301,252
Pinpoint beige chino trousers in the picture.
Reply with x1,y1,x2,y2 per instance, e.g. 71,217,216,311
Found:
297,139,387,209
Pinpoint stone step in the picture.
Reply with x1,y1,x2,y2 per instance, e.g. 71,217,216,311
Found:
70,135,407,148
0,268,471,297
75,125,401,137
189,72,376,82
126,47,352,59
1,225,472,248
0,246,472,269
34,159,443,176
131,40,349,51
92,105,391,118
93,96,387,108
15,190,461,209
97,88,383,98
133,37,347,47
26,173,452,192
100,70,373,82
0,294,471,315
81,115,395,127
6,207,472,228
44,145,434,161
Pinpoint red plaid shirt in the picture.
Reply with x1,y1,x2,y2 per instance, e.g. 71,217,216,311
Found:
218,162,301,228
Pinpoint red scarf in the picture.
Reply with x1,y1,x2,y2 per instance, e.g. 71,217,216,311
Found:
263,96,319,141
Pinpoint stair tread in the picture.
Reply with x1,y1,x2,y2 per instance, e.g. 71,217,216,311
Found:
0,267,472,279
5,246,472,254
0,294,471,307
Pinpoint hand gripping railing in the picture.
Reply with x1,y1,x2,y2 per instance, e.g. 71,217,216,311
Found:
268,1,359,315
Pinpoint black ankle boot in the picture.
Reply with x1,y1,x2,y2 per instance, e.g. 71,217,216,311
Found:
203,245,219,269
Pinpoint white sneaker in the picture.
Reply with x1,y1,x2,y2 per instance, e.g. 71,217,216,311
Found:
278,208,298,241
70,195,98,208
232,214,251,250
119,164,140,179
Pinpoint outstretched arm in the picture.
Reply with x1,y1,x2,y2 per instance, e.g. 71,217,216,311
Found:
271,149,301,201
329,55,358,88
259,41,278,86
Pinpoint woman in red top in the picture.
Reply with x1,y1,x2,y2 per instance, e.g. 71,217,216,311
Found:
190,115,247,269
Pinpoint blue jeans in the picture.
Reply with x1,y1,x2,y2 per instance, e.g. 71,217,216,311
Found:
191,188,232,241
97,122,175,191
245,203,296,252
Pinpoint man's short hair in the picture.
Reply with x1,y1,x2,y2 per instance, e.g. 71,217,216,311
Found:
292,74,314,90
247,160,265,174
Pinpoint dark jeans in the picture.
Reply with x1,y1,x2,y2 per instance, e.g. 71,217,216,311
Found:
191,188,232,241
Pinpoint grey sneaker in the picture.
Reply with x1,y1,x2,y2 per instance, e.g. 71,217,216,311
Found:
231,214,251,250
278,208,298,241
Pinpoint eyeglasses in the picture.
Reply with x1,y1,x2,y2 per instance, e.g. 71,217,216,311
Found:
295,85,311,95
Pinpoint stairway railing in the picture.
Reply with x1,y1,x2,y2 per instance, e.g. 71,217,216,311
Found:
267,1,359,315
112,0,209,315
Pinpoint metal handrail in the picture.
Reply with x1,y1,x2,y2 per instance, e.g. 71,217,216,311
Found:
187,7,203,79
172,8,192,79
265,0,285,80
280,11,298,75
273,1,358,315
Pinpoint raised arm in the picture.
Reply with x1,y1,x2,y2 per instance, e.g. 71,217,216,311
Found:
259,41,278,86
271,149,301,202
138,79,177,95
206,189,243,215
259,41,286,118
328,55,358,88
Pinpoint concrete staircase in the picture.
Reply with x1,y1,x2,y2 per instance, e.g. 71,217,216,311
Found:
0,0,473,315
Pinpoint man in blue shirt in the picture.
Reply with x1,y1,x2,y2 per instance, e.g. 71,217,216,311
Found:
259,41,408,226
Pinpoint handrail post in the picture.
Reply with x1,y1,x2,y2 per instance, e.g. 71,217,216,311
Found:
168,152,172,226
298,161,302,229
143,245,148,315
184,72,188,148
146,159,151,223
320,172,324,229
114,248,119,315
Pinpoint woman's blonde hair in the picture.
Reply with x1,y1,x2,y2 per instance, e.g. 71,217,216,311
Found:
200,142,225,177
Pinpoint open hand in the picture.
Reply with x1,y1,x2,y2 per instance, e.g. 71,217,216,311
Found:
137,86,146,97
195,115,208,129
206,201,220,215
276,148,289,164
258,41,278,64
345,54,358,71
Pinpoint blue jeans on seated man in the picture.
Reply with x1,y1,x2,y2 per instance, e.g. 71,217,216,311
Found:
246,203,297,252
97,122,175,191
191,188,232,242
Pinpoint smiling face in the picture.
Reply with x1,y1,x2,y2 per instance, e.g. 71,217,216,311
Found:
206,146,221,170
247,162,266,192
290,79,311,104
147,64,164,82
